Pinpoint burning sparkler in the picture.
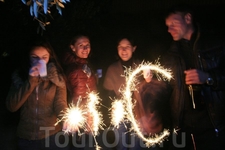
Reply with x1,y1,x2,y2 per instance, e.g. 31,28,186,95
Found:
87,91,104,136
55,97,87,134
110,99,126,128
55,92,104,149
111,61,173,147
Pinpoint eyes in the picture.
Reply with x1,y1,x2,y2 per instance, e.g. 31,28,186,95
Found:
78,43,90,49
30,55,49,64
118,46,132,50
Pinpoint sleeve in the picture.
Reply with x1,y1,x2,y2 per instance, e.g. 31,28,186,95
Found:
53,83,68,117
67,69,79,101
6,76,40,112
103,67,114,91
202,45,225,90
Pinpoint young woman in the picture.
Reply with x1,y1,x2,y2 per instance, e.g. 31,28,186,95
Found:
62,35,97,105
62,35,97,149
103,36,152,150
6,37,69,150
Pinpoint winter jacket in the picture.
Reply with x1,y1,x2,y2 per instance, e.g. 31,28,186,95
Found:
6,62,68,140
103,59,141,97
162,29,225,133
63,51,97,104
104,59,171,134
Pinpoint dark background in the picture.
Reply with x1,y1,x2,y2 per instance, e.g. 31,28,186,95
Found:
0,0,225,149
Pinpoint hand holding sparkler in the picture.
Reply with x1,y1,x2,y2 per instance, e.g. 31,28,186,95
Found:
57,101,87,134
143,68,153,83
55,92,103,150
110,61,172,147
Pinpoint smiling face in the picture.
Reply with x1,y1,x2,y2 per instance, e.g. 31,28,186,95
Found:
117,38,136,61
30,46,50,66
165,13,192,41
70,36,91,58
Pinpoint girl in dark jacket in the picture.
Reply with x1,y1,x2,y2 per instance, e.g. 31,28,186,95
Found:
6,37,69,150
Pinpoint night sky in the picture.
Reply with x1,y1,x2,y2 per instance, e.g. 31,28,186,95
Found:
1,0,225,68
0,0,225,148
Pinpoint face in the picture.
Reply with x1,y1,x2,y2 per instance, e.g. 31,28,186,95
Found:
117,38,136,61
30,46,50,66
165,13,191,41
70,37,90,58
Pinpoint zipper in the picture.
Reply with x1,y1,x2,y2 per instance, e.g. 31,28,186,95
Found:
35,85,39,140
198,54,204,71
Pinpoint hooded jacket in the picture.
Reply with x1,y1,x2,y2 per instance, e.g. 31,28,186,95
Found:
6,62,68,140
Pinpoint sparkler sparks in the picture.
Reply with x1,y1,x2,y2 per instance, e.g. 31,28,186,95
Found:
111,61,173,147
111,99,126,128
55,92,104,149
55,97,86,134
87,92,104,136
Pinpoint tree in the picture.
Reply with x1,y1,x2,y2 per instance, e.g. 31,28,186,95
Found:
21,0,70,32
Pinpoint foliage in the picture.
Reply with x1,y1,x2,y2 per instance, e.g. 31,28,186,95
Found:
21,0,70,32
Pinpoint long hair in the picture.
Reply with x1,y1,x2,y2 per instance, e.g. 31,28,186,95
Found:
140,79,172,128
18,36,66,82
70,34,90,46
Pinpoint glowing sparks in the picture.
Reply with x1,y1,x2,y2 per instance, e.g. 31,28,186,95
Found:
87,91,104,136
55,97,86,134
111,61,173,147
55,92,104,150
111,100,126,128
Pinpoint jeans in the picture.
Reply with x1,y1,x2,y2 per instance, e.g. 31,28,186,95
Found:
18,131,70,150
70,133,96,150
114,123,168,150
114,122,141,150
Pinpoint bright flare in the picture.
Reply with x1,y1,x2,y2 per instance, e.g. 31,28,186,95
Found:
55,92,104,150
87,92,104,136
111,61,173,147
55,98,86,134
111,100,126,128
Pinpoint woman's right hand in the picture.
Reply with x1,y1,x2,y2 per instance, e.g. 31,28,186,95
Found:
29,64,40,77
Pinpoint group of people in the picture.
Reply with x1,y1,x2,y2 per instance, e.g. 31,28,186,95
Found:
5,4,225,150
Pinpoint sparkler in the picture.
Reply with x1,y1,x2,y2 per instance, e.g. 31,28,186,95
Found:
111,61,173,147
110,99,126,128
55,92,104,150
55,97,87,135
87,91,104,136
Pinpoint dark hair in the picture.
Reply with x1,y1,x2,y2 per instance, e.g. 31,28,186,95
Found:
140,79,172,128
70,34,90,46
19,36,65,81
140,79,171,115
116,34,137,47
165,4,196,26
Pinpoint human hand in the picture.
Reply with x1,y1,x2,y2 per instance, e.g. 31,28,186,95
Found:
29,64,41,77
62,121,69,132
184,69,209,85
62,121,79,133
143,69,153,83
